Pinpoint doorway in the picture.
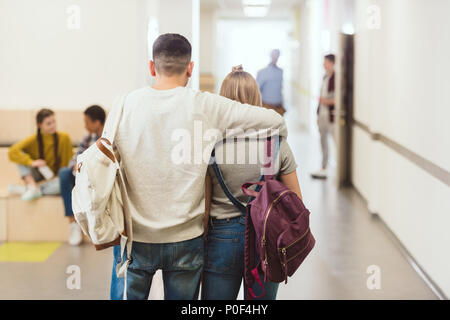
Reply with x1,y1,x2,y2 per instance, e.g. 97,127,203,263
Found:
336,33,354,187
215,18,293,107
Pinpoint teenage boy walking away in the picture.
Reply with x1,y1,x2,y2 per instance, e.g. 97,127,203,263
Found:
311,54,335,179
59,105,105,246
110,33,288,300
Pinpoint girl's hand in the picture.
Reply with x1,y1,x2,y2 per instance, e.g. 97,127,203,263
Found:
31,159,47,168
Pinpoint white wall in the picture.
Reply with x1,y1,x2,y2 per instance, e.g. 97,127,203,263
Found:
352,0,450,297
0,0,154,110
0,0,200,111
294,0,450,297
158,0,200,90
200,8,215,75
354,0,450,172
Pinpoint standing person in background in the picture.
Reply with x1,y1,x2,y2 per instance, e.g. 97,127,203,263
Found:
311,54,336,179
59,105,106,246
8,108,73,201
256,49,286,116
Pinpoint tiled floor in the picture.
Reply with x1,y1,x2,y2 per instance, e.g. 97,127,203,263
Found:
0,117,438,299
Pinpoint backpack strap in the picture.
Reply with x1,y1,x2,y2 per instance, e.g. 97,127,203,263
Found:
101,93,133,300
210,149,247,215
116,167,133,300
261,135,281,181
95,94,126,164
245,207,266,299
241,135,281,197
102,94,127,145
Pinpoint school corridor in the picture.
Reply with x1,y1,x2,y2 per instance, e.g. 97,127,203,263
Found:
0,117,442,299
0,0,449,300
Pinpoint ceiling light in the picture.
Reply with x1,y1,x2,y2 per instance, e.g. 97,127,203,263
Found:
242,0,271,6
243,5,269,17
342,22,355,35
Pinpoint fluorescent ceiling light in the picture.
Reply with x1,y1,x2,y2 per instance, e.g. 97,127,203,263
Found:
342,22,355,35
242,0,271,6
243,5,269,17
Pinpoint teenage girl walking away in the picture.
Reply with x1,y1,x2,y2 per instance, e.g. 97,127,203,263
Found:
201,65,303,300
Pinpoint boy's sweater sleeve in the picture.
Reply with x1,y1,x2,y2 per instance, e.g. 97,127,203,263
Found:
8,136,35,166
201,92,287,139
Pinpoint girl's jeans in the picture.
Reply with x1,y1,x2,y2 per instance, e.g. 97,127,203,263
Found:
201,215,279,300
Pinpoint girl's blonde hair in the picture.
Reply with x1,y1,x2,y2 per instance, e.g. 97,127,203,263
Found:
219,65,262,107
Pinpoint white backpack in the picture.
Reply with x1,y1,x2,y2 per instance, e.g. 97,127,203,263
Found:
71,94,133,299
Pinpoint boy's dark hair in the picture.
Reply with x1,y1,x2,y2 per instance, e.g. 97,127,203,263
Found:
152,33,192,76
325,54,335,63
84,105,106,125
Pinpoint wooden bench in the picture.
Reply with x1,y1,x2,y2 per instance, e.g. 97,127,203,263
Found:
200,73,216,93
0,109,86,147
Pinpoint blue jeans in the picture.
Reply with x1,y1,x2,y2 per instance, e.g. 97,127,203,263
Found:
111,236,204,300
17,165,60,195
110,245,125,300
201,215,279,300
58,167,75,217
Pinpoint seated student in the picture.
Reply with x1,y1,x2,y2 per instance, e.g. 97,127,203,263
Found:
109,33,287,300
201,65,303,300
8,108,73,201
59,105,106,246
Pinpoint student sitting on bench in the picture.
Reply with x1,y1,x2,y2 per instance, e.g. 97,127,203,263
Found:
8,108,73,201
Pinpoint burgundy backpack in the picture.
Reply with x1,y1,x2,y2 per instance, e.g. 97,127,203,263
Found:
211,137,315,299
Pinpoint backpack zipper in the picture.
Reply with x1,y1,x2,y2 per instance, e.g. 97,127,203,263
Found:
281,227,311,251
261,189,292,274
281,248,288,283
279,228,311,272
281,235,312,264
280,236,312,283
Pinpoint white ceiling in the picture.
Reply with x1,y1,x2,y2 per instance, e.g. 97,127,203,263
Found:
201,0,302,18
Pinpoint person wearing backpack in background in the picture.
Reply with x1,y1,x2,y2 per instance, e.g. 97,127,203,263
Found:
59,105,106,246
8,108,73,201
108,34,288,300
201,65,303,300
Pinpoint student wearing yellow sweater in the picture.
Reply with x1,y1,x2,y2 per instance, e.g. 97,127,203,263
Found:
8,108,73,201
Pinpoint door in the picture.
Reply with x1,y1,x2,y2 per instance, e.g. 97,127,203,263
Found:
335,33,354,187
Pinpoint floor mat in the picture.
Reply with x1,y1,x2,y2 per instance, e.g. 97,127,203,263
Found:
0,242,61,262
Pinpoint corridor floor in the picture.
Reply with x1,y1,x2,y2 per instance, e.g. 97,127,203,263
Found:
0,116,438,300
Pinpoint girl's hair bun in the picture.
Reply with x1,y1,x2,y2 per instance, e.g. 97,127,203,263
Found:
232,65,243,72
